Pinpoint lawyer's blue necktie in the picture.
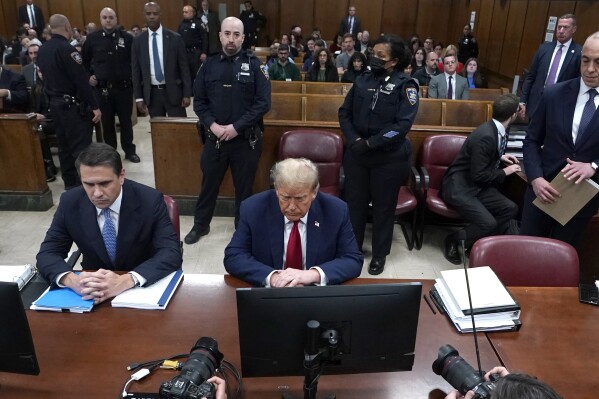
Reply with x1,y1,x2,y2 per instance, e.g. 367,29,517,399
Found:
152,32,165,83
101,208,117,263
577,89,597,142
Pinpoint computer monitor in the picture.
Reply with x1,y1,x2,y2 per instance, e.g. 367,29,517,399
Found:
0,282,40,376
236,283,422,378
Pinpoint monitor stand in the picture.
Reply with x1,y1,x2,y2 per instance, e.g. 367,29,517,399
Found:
281,320,339,399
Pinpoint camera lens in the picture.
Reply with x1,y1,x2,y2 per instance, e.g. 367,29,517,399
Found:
432,345,486,394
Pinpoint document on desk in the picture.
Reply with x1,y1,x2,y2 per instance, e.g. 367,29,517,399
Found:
31,286,94,313
0,264,37,291
111,269,183,310
533,173,599,226
439,266,519,315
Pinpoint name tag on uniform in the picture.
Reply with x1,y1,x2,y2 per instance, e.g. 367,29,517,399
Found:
239,72,250,76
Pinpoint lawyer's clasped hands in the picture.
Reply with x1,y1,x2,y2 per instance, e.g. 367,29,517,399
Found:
60,269,135,304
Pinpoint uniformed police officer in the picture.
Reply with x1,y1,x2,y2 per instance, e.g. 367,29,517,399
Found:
178,5,208,85
82,8,140,163
239,1,267,50
457,24,479,65
184,16,271,244
37,14,101,189
338,34,419,275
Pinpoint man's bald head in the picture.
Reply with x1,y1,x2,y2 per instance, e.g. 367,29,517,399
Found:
48,14,72,39
220,17,244,55
581,32,599,88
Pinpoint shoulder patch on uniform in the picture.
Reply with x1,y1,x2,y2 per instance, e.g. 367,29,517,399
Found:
406,87,418,106
260,64,269,80
71,51,83,64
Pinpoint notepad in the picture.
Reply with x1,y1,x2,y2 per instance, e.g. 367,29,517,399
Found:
0,264,37,291
31,286,94,313
111,269,183,310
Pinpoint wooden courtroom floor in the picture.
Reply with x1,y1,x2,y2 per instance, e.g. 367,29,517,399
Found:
0,107,461,280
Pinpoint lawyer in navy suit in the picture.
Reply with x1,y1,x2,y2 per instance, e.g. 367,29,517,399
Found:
441,95,521,264
520,14,581,119
521,32,599,247
0,64,29,113
428,54,469,100
36,143,182,304
131,2,191,117
224,158,363,287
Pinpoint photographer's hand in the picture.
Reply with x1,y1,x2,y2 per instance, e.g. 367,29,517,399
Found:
485,366,510,379
444,390,475,399
205,376,227,399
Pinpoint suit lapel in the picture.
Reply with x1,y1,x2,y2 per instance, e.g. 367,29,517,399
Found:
305,195,322,269
562,79,579,148
78,194,111,267
267,191,285,269
557,42,576,81
115,181,142,267
162,29,170,71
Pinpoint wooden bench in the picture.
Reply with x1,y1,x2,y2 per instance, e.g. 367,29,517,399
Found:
270,81,352,95
419,86,509,100
0,113,53,211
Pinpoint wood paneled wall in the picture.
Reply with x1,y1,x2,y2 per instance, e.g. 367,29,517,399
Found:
2,0,598,84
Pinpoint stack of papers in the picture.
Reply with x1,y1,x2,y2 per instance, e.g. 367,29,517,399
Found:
31,287,94,313
430,267,521,333
0,264,37,291
111,269,183,310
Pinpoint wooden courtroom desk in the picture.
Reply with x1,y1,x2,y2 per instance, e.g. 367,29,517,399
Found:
486,287,599,399
1,275,500,399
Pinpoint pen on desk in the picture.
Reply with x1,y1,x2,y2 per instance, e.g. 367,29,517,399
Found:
423,294,436,314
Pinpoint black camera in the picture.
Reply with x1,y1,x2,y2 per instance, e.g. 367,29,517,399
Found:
159,337,224,399
432,344,497,399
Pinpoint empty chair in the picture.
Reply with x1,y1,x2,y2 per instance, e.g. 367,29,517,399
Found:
416,134,466,249
469,235,579,286
278,130,344,197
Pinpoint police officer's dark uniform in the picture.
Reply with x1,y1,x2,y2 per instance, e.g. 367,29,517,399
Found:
178,14,208,85
82,27,138,162
458,33,479,65
339,67,419,273
187,50,271,242
37,33,100,189
239,7,266,50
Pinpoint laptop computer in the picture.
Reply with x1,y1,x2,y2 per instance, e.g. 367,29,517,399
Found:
579,283,599,306
0,281,40,375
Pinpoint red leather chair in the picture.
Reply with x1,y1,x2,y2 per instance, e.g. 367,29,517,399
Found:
416,134,467,249
469,236,579,287
278,130,344,197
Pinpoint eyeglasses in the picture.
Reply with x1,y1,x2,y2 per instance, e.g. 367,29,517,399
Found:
444,60,456,65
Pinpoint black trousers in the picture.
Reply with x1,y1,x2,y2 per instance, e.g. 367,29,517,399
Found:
96,86,135,156
186,48,202,86
520,185,599,247
444,187,518,247
148,87,187,118
343,146,410,258
193,136,261,229
49,98,93,188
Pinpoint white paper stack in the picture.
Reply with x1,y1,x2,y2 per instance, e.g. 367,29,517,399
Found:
0,264,37,291
111,270,183,310
430,267,521,333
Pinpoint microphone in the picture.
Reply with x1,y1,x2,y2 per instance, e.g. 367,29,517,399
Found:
456,230,484,378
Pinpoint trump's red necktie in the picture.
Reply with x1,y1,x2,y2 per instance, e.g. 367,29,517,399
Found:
285,221,302,270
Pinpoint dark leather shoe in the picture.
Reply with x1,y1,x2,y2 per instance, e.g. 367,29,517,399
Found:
184,225,210,244
368,257,386,275
443,236,462,265
125,153,141,163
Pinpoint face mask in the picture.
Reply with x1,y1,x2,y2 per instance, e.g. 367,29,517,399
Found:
369,57,387,75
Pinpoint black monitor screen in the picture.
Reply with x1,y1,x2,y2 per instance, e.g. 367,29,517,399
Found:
236,283,421,377
0,282,40,375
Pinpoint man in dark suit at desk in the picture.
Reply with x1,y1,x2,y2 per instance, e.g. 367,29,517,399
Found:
36,143,182,304
520,14,582,119
521,32,599,247
131,2,191,117
441,94,521,264
224,158,363,287
0,64,29,113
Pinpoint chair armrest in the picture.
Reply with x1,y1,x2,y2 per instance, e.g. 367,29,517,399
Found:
417,166,430,191
409,166,421,191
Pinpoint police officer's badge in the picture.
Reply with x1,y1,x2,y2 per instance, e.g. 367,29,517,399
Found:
259,64,269,80
406,88,418,106
118,37,125,47
241,63,250,71
71,51,83,64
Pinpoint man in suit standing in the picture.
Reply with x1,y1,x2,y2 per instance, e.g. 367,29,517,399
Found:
224,158,363,287
131,2,191,117
521,32,599,247
18,0,45,38
428,54,469,99
520,14,582,119
0,64,29,113
441,94,521,264
339,6,361,37
199,0,220,56
36,143,182,304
